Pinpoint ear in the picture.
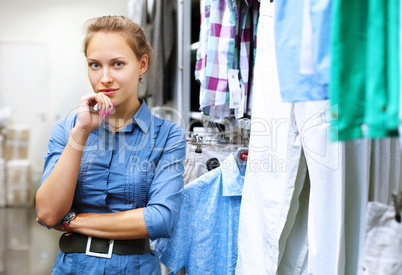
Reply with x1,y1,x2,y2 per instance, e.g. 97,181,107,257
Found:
139,54,148,75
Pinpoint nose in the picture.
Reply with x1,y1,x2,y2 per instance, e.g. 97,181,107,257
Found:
101,68,113,84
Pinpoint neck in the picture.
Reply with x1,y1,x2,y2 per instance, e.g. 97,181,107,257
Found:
105,98,141,132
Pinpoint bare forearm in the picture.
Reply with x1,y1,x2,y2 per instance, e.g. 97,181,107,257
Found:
69,209,149,240
36,128,89,226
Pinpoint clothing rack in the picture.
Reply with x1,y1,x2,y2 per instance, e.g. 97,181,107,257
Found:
187,117,250,156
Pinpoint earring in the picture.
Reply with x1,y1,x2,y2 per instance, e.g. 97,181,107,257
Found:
139,75,143,81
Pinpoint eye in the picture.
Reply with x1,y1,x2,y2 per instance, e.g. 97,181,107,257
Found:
89,63,100,70
114,61,124,68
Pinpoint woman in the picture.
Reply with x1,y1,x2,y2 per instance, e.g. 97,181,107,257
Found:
35,16,186,274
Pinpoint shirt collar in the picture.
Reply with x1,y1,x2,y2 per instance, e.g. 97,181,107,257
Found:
132,98,151,134
221,153,245,196
103,98,150,134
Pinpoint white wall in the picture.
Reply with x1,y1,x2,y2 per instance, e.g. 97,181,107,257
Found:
0,0,128,166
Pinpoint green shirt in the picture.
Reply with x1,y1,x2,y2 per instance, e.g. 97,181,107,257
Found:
330,0,400,141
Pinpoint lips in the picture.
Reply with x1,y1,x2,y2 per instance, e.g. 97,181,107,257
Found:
99,89,118,96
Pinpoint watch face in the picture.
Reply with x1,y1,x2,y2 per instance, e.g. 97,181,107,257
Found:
63,210,76,222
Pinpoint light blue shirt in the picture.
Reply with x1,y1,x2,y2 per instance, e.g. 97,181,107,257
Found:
275,0,331,102
154,153,245,274
40,100,186,274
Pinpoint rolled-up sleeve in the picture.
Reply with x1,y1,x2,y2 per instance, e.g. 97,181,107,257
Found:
143,124,186,240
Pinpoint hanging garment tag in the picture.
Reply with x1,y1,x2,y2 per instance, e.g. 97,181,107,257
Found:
209,105,222,123
236,82,246,119
228,69,241,109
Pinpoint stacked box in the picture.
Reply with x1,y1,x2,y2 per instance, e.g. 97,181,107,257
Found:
0,159,5,207
5,125,29,160
6,160,32,207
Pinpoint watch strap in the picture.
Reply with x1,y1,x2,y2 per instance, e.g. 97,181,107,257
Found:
63,222,72,233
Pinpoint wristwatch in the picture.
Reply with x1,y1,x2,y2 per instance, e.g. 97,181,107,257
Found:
62,209,76,233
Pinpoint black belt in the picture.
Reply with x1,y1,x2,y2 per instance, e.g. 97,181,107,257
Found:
59,233,151,258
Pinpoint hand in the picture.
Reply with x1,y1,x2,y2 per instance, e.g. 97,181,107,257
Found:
75,93,114,134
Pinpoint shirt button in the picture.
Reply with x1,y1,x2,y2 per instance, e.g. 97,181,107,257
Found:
105,168,109,173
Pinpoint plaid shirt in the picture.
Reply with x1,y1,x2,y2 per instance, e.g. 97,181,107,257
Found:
239,0,259,111
195,0,259,113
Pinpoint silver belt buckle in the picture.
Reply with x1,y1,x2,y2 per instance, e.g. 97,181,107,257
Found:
85,236,114,258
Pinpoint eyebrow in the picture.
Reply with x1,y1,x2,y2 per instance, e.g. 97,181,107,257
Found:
111,57,128,62
87,57,128,62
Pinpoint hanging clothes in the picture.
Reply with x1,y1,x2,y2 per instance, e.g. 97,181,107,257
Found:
274,0,330,102
299,0,315,75
358,201,402,274
154,153,245,274
399,0,402,146
329,0,400,141
149,0,177,106
195,0,259,119
128,0,177,107
235,2,373,274
399,0,402,147
195,0,236,110
183,143,234,185
127,0,144,24
237,0,260,118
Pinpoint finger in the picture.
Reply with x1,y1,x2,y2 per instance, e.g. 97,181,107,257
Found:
93,93,105,118
99,94,112,118
99,104,104,118
80,94,100,115
108,101,114,117
99,95,108,119
102,96,111,119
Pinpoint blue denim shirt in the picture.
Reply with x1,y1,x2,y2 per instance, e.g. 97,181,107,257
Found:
40,100,186,274
155,153,245,274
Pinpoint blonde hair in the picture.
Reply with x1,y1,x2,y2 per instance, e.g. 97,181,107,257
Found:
83,16,153,65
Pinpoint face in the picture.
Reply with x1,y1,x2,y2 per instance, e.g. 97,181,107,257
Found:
86,32,148,109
